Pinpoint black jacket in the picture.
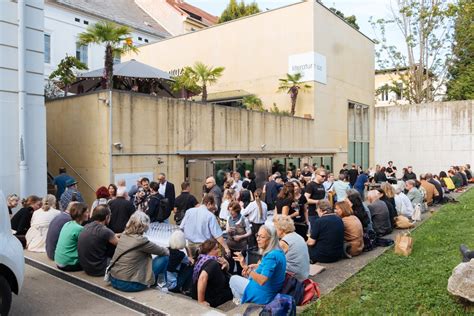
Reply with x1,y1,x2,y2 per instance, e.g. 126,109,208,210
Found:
162,182,176,211
108,197,135,233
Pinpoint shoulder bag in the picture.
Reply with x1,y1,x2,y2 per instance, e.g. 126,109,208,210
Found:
104,240,150,282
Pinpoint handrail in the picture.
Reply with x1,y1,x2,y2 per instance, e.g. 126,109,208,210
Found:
47,142,96,193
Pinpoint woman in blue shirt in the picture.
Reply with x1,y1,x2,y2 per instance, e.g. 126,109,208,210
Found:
230,225,286,305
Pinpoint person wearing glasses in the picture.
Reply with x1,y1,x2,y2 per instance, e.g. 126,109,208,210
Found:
205,177,222,214
305,169,328,229
229,225,286,305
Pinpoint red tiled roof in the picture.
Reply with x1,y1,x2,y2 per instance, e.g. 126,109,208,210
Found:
166,0,219,26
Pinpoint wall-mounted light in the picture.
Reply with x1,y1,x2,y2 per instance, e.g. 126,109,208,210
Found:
157,157,164,165
113,142,123,150
261,144,266,151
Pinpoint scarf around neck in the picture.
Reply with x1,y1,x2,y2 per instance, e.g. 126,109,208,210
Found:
192,254,218,283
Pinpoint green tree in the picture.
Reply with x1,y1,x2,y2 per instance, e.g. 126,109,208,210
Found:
446,0,474,100
219,0,260,23
370,0,457,104
186,62,225,102
48,55,88,96
242,95,264,111
277,73,311,116
329,7,360,30
78,21,138,89
171,68,202,100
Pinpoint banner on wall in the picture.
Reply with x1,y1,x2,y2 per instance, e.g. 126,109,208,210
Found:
288,52,327,84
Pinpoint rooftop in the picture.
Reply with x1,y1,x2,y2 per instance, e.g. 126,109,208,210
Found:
166,0,219,26
47,0,171,38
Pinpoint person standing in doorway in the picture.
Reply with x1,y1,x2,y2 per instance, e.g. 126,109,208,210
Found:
53,167,75,201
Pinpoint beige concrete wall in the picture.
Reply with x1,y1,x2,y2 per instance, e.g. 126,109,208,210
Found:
124,0,374,170
47,92,110,204
375,100,474,174
111,91,317,191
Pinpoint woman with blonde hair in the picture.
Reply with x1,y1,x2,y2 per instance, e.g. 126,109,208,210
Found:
26,194,61,252
334,201,364,257
273,215,309,281
109,211,169,292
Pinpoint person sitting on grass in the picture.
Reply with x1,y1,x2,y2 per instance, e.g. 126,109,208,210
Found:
439,171,455,192
366,190,392,237
273,215,309,281
334,201,364,257
109,211,169,292
78,205,119,276
191,238,233,307
230,225,286,305
54,202,89,271
306,199,344,263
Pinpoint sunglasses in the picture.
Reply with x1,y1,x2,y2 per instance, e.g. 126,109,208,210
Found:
318,174,327,178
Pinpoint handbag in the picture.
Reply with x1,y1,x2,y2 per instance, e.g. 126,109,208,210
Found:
300,278,320,305
412,204,422,222
104,240,150,282
394,233,413,256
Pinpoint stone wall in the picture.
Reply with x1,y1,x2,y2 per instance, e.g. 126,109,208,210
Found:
375,100,474,175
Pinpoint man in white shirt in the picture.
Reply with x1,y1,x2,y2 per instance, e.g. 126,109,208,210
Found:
157,173,175,213
233,172,243,192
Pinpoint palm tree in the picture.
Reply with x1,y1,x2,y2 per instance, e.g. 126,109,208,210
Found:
187,62,225,102
171,68,202,100
78,21,138,89
277,73,312,116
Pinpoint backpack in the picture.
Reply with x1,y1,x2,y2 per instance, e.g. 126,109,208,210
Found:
280,273,304,305
301,278,320,305
147,194,170,222
158,197,171,222
260,294,296,316
375,237,394,247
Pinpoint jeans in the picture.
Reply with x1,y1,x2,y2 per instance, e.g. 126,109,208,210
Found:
110,256,169,292
229,275,250,300
308,215,319,233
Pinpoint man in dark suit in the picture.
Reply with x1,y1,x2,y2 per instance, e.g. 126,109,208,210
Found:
157,172,176,214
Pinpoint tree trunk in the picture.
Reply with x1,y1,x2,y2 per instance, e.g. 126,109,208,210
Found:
290,86,298,116
64,84,69,97
202,84,207,102
104,45,114,89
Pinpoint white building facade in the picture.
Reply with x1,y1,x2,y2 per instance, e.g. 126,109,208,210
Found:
1,0,47,199
44,0,170,78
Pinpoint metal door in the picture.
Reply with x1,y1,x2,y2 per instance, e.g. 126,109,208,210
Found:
186,159,213,201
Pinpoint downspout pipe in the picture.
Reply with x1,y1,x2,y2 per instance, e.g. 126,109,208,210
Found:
18,0,28,197
109,89,113,184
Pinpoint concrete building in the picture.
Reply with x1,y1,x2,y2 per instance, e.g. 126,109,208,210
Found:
44,0,171,78
46,1,375,203
1,0,46,199
136,0,218,35
375,100,474,175
125,0,375,170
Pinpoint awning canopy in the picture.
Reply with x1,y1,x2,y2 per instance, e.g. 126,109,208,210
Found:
77,59,171,80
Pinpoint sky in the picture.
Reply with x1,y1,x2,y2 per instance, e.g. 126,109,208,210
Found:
186,0,406,66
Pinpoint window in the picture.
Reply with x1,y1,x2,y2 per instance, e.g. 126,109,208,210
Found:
348,102,370,170
138,37,142,41
83,20,89,25
144,39,149,43
214,160,233,188
44,34,51,63
113,55,121,64
75,17,80,22
75,42,88,65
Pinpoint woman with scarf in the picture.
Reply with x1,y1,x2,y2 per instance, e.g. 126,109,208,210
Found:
226,202,251,275
191,239,233,307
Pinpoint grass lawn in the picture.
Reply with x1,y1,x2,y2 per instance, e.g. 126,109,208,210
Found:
304,188,474,315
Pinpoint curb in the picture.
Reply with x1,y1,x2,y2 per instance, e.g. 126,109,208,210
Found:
25,256,167,316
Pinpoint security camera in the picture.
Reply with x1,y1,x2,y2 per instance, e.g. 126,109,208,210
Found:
113,142,123,150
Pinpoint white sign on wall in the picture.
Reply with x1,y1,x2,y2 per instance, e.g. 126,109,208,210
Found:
114,172,154,191
288,52,327,84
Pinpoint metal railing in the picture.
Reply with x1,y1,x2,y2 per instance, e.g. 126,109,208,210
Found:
47,143,96,193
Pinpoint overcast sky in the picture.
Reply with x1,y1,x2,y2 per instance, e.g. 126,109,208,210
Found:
186,0,406,65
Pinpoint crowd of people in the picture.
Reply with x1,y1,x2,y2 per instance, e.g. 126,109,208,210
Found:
6,162,472,308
